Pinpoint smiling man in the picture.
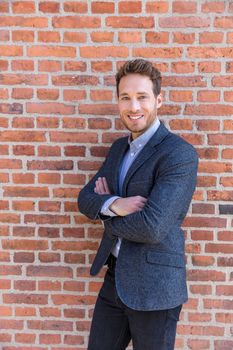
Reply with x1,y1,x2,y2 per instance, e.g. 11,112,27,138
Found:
78,59,198,350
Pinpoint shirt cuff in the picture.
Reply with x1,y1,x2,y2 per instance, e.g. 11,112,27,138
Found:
101,196,121,217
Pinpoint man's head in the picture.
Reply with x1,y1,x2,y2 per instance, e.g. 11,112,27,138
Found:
116,59,163,139
116,59,162,98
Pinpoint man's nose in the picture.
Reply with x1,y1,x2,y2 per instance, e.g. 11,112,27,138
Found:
129,99,140,112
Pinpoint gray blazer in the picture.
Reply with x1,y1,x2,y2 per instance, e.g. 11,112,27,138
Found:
78,123,198,311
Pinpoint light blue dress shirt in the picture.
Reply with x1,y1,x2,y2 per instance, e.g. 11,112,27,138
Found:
101,118,160,257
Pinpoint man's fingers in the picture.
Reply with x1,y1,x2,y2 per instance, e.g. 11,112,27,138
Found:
102,177,110,194
94,177,111,194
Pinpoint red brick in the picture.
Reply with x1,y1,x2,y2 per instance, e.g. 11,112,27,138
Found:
146,1,169,13
38,31,60,42
146,32,169,44
216,285,233,296
222,149,233,159
37,88,59,100
198,61,221,73
169,119,193,130
0,2,9,12
224,91,233,102
88,118,112,129
12,30,34,42
199,31,223,43
50,131,98,143
214,340,233,350
183,216,226,228
28,320,73,331
169,90,193,102
53,16,101,28
38,60,61,72
39,307,61,317
13,1,35,13
208,134,233,145
215,16,233,28
163,75,206,87
188,47,233,58
171,61,195,73
197,147,219,160
40,334,61,344
202,1,225,12
191,256,215,266
185,104,233,116
12,173,35,184
160,16,210,27
52,74,98,85
39,201,61,212
79,103,118,115
81,46,128,58
64,146,86,157
0,16,48,27
90,90,112,102
220,177,233,187
187,339,210,349
64,1,88,13
197,90,220,102
27,102,74,115
37,117,59,128
64,334,84,345
173,1,197,13
106,16,154,28
39,2,60,13
64,32,87,43
52,294,96,306
190,285,212,295
3,293,48,304
28,46,76,58
62,117,85,129
92,1,115,13
12,88,33,99
133,47,182,58
63,89,86,101
13,58,34,72
91,31,114,42
119,1,141,13
0,45,23,56
196,120,220,131
173,32,195,44
64,61,87,72
38,281,61,291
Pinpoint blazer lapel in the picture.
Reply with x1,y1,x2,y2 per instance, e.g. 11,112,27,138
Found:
111,136,129,194
122,123,169,196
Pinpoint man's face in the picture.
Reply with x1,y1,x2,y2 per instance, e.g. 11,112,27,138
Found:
118,74,162,139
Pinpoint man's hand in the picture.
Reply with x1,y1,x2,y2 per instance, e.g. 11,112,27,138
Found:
110,196,147,216
94,177,147,216
94,177,111,195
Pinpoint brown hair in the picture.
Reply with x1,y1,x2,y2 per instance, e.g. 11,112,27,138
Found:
115,59,162,97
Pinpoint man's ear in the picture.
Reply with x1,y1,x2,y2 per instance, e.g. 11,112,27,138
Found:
156,93,163,109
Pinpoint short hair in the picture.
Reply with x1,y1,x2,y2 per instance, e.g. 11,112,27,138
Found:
115,59,162,97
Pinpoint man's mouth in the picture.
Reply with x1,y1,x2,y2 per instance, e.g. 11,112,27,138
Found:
128,115,143,120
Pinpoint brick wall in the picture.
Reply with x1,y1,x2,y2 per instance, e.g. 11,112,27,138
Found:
0,1,232,349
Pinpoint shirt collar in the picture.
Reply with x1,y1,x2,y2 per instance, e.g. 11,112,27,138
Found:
128,118,160,153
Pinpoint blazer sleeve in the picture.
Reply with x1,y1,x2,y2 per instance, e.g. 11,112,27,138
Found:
104,145,199,244
77,156,115,220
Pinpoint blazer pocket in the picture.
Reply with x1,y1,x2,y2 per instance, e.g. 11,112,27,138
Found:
146,251,185,268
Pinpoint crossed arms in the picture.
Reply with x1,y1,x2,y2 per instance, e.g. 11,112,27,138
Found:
94,176,147,217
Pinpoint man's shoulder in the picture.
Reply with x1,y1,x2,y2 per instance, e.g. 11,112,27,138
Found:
165,126,197,153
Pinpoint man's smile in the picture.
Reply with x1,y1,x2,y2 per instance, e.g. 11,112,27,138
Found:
128,114,144,120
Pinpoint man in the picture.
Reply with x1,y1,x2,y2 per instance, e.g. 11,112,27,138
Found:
78,59,198,350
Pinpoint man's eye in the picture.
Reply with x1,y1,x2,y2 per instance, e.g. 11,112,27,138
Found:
121,97,129,100
138,96,147,99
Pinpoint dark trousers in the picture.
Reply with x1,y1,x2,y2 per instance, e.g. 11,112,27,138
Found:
88,255,182,350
